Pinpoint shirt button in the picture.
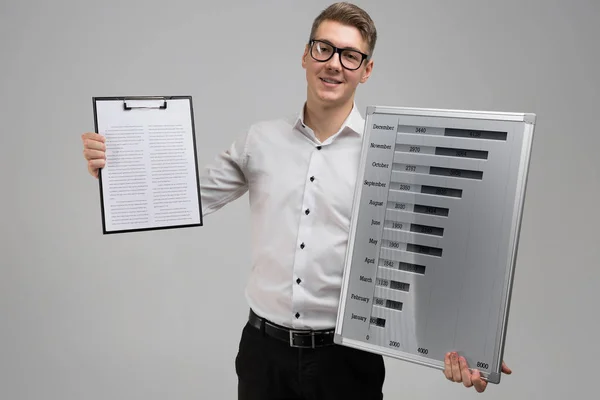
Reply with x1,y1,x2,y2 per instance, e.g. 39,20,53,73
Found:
295,312,300,319
300,243,305,249
296,278,302,284
305,209,310,215
310,176,315,182
316,146,322,150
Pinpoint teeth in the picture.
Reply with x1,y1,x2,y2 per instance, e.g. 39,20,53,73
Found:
322,78,339,84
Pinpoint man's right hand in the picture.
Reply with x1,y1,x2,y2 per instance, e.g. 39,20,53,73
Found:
81,132,106,178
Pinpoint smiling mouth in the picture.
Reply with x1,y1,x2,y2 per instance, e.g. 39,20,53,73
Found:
320,77,342,85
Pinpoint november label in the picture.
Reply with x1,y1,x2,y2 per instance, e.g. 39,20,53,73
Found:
370,142,392,150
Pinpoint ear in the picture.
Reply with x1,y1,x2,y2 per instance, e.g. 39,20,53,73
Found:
301,44,309,69
360,59,374,84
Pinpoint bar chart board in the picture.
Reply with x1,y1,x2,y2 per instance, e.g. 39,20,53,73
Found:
335,106,536,384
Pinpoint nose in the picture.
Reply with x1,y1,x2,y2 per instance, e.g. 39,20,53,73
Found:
324,51,342,71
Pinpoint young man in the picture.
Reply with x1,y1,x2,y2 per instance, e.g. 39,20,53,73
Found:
81,2,510,399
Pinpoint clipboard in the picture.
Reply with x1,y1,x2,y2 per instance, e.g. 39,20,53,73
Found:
92,95,203,234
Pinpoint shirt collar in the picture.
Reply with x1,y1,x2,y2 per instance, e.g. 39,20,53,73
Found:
294,102,365,141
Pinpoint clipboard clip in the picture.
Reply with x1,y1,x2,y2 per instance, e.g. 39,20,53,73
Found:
123,97,168,111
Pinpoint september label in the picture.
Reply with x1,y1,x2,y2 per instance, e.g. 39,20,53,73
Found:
364,180,387,188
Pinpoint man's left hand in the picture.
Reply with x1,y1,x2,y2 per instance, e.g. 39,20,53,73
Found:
443,352,512,393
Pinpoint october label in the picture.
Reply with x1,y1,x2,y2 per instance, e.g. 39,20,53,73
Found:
372,162,389,168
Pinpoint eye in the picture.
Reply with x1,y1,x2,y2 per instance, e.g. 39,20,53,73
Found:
317,44,332,54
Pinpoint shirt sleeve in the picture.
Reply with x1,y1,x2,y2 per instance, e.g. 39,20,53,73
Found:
199,130,250,217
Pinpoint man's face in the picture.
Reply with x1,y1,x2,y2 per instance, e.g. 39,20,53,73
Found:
302,20,373,109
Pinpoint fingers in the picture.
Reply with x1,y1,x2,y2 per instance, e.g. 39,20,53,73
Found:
81,133,106,156
81,132,106,178
82,134,106,151
88,164,98,178
459,356,473,388
81,132,105,143
444,352,465,383
88,158,106,169
443,352,499,393
444,353,453,380
471,369,488,393
83,148,106,161
451,352,461,382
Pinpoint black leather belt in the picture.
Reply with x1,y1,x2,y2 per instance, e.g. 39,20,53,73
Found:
248,309,335,348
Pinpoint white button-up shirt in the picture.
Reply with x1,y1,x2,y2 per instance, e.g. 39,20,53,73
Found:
200,103,365,330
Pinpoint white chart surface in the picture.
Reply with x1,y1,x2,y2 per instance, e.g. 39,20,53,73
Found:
335,106,535,384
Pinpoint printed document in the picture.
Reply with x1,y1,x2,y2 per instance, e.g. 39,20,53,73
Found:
93,97,202,233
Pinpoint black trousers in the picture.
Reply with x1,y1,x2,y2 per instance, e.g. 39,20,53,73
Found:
235,321,385,400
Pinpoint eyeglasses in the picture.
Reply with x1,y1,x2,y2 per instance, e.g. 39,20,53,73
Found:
308,39,369,71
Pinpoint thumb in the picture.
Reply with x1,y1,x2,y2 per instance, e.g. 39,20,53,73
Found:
501,361,512,375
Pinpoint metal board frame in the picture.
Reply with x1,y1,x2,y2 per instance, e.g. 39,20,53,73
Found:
334,106,536,384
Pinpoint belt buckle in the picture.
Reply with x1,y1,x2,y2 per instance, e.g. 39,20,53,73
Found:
289,330,316,348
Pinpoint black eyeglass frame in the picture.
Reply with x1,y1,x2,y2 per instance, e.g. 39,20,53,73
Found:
308,39,370,71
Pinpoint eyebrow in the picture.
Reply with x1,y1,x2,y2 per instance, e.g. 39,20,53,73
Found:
314,38,365,54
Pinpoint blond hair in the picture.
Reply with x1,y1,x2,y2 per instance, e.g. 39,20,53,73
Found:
309,2,378,56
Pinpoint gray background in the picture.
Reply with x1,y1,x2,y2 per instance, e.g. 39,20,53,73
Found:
1,0,598,399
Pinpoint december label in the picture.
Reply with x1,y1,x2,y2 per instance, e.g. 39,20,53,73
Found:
372,124,395,131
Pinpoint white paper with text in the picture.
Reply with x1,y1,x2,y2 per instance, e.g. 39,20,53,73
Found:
95,98,201,233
